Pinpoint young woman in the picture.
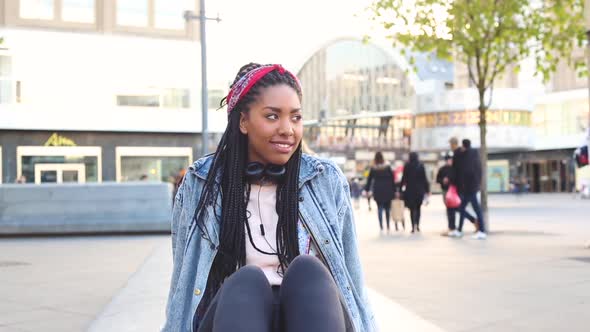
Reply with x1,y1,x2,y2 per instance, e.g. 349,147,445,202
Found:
163,63,375,332
364,152,395,233
401,152,430,233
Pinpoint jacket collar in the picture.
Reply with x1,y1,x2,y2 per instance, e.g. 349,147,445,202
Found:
189,153,324,189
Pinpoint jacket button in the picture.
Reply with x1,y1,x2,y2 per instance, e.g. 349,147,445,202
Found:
194,289,201,296
324,239,330,245
299,196,304,202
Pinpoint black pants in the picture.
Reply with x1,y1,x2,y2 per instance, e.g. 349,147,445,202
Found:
409,205,422,230
376,201,391,230
197,255,345,332
442,190,476,230
459,192,485,233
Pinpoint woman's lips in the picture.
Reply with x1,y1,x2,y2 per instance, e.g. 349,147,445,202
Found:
270,142,294,153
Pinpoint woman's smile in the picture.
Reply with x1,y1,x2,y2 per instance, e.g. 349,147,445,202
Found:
270,140,295,153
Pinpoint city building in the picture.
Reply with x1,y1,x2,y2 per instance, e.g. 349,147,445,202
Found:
295,36,589,193
449,48,588,193
0,0,226,184
296,37,452,177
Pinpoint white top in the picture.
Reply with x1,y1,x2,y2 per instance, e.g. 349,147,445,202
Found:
245,184,283,285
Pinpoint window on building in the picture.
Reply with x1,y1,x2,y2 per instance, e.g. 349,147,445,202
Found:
208,89,225,109
120,156,188,182
116,88,190,108
117,147,192,183
20,0,55,20
155,0,192,30
62,0,95,23
18,146,102,184
0,55,14,105
162,88,190,108
117,94,160,107
117,0,149,27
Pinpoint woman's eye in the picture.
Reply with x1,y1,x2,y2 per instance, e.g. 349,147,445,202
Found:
266,114,279,120
292,115,303,121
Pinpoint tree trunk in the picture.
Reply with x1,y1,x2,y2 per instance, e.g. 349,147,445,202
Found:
478,89,489,231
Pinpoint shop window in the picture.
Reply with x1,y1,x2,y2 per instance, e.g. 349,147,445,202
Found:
116,147,192,183
21,155,99,183
17,146,102,184
120,156,188,182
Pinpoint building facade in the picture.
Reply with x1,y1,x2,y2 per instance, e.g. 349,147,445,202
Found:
296,38,452,177
295,36,589,192
0,0,226,184
419,49,589,193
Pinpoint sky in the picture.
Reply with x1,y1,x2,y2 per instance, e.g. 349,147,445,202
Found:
205,0,376,86
203,0,545,93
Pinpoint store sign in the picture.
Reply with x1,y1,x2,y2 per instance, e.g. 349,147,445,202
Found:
415,110,532,128
44,133,77,147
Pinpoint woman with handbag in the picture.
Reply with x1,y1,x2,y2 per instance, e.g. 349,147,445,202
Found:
436,153,477,237
364,152,396,233
401,152,430,233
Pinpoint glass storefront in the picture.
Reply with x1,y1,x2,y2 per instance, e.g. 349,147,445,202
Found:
116,146,192,184
17,146,102,184
21,155,98,183
120,156,188,182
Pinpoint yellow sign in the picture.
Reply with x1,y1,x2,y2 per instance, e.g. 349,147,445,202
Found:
44,133,77,147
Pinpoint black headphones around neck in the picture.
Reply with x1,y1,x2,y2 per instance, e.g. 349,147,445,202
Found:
245,162,286,183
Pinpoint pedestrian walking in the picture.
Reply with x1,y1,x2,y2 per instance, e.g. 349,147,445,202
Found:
401,152,430,233
453,139,487,240
350,177,362,209
449,137,479,233
163,63,375,332
363,167,373,211
436,153,477,237
364,152,396,233
391,185,405,231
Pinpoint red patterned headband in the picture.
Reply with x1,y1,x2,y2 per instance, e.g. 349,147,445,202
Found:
226,64,301,113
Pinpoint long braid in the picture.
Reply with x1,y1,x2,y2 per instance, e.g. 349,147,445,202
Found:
275,146,302,273
197,63,303,310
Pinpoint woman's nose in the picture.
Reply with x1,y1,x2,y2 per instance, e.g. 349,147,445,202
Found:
278,119,294,136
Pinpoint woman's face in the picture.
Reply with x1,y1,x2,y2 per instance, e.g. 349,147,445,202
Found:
239,84,303,165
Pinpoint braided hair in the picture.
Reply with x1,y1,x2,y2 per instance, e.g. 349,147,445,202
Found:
195,63,303,309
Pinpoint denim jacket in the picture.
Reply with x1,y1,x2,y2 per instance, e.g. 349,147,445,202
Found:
162,154,377,332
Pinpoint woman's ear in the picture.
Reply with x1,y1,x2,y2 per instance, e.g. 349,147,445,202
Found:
239,112,248,135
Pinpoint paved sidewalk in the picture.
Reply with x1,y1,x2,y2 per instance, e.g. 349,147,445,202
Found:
2,194,589,331
87,240,445,332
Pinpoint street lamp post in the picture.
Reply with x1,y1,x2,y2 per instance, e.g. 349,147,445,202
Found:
184,0,221,157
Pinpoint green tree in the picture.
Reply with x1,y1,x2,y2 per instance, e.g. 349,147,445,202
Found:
369,0,586,225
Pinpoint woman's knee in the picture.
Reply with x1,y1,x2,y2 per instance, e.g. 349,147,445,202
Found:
223,265,269,292
283,255,331,283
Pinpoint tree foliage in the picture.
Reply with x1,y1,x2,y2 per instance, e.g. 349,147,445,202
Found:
369,0,586,220
370,0,586,90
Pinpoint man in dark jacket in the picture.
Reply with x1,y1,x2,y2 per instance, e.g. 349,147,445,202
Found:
454,139,486,239
436,153,476,237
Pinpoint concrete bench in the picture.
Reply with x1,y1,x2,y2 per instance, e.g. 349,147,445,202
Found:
0,182,173,234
